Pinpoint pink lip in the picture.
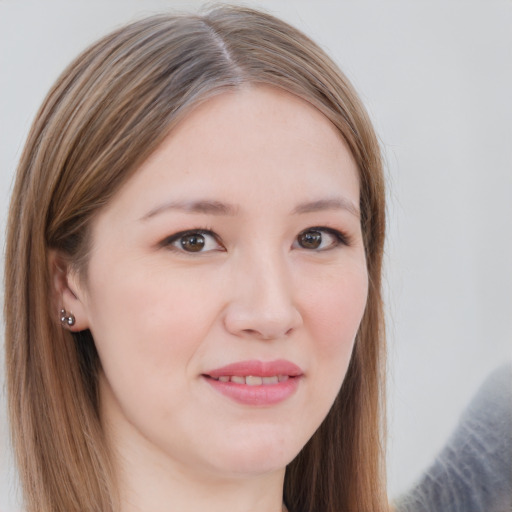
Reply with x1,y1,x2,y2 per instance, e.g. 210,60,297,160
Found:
203,359,303,406
206,359,303,378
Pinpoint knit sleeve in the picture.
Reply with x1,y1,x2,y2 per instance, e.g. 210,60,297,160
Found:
395,362,512,512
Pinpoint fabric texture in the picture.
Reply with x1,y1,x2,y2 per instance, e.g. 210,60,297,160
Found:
395,362,512,512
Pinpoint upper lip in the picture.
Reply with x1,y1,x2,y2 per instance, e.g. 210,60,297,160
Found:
204,359,303,378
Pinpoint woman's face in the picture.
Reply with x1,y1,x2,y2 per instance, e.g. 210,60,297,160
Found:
68,86,368,480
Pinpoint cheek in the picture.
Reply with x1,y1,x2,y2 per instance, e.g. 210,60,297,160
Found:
302,264,368,356
85,260,226,440
85,259,223,377
289,263,368,445
299,262,368,409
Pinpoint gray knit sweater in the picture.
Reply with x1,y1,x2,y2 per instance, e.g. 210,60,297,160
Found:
395,362,512,512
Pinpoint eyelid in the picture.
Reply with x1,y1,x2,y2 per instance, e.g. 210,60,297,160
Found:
295,226,351,250
159,226,350,254
161,228,224,253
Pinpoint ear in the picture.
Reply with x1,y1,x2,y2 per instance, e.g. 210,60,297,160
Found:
48,250,90,332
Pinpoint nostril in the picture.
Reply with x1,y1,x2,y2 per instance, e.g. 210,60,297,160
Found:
241,326,295,341
242,329,259,336
242,328,273,340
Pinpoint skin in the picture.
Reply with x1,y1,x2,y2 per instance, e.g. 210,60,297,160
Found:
59,86,368,512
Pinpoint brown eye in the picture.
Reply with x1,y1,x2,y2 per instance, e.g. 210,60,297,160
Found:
298,230,322,249
164,229,224,254
295,227,347,251
180,233,206,252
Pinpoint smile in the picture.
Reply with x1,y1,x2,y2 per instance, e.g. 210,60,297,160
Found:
210,375,290,385
203,360,303,405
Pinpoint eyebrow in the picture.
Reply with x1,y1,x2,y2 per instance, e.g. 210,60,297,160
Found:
291,197,360,218
141,200,239,220
140,196,359,221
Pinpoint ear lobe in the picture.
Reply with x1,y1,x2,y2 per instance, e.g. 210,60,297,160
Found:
48,250,90,332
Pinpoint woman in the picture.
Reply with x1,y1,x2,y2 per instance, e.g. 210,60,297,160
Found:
4,6,387,512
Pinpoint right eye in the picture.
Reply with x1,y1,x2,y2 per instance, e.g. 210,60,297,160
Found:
163,230,224,253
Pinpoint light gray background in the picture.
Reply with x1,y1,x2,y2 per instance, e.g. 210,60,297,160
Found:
1,1,511,510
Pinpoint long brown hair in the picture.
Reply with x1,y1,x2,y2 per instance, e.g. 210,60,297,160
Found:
4,6,387,512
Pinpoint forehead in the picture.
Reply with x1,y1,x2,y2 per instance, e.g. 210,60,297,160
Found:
99,85,360,221
164,85,354,172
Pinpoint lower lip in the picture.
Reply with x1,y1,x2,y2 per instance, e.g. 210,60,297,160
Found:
204,376,301,406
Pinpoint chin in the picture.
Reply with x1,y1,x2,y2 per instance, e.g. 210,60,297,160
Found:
201,425,306,477
213,452,291,478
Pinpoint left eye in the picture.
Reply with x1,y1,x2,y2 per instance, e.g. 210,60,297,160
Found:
164,230,223,253
295,228,346,251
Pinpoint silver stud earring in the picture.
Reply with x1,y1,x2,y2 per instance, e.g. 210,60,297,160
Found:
60,308,76,327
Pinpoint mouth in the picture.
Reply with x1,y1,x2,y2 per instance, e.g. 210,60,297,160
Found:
208,374,291,385
203,360,303,406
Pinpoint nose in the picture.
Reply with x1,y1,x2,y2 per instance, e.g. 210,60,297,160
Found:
223,250,303,341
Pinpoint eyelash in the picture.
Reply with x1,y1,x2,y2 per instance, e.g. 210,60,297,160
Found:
161,228,223,254
161,226,351,254
294,226,351,251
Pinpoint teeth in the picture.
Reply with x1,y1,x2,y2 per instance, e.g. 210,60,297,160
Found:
214,375,290,385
